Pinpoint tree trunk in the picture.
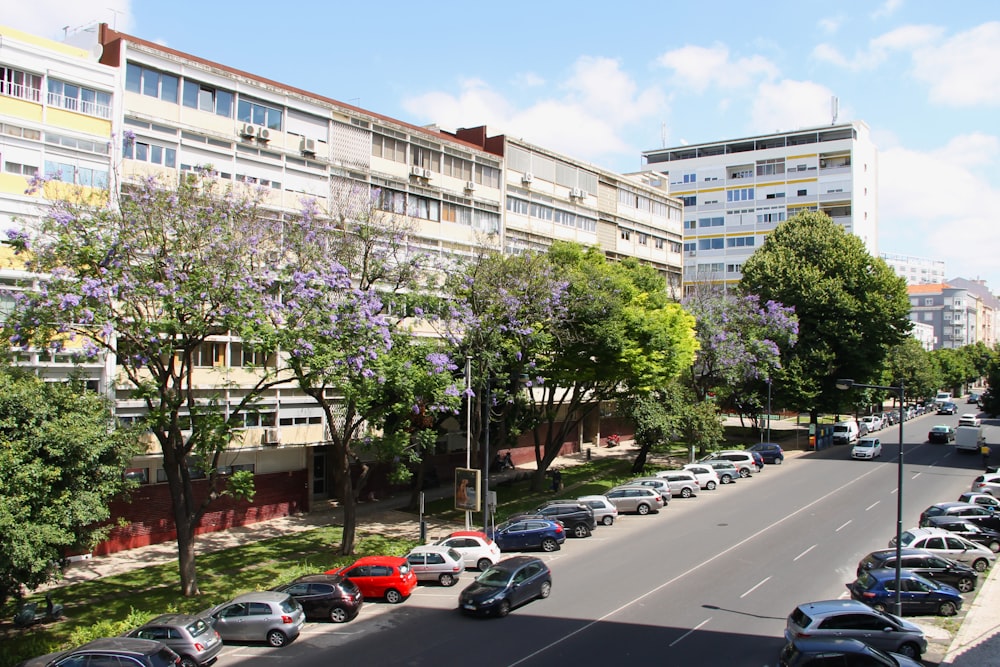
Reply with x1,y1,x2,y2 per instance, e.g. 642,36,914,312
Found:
631,445,649,474
333,449,357,555
174,513,200,597
162,442,201,597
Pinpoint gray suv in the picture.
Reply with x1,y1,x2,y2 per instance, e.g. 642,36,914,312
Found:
126,614,222,666
17,638,180,667
784,599,927,659
511,501,597,538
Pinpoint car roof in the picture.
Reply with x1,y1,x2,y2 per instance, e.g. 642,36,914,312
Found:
492,555,545,570
291,573,346,584
930,425,953,430
345,555,406,567
74,637,166,653
231,590,294,603
794,599,880,616
609,485,660,493
928,501,979,511
447,530,489,539
787,636,876,652
408,544,456,554
863,547,937,561
577,495,613,503
906,526,955,537
142,613,205,625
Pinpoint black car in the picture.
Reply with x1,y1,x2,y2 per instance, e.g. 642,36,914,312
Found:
923,516,1000,553
780,637,923,667
509,501,596,538
750,442,784,464
17,638,180,667
457,556,551,617
938,402,958,415
919,501,1000,532
272,573,364,623
857,547,978,592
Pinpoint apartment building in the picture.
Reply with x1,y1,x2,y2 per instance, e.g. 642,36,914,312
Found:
907,283,979,350
640,121,878,294
946,277,998,348
881,253,946,285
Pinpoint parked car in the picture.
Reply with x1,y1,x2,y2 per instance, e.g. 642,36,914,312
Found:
857,547,978,592
959,413,982,427
928,425,955,443
326,555,418,603
271,573,364,623
577,495,619,526
651,471,701,498
701,450,757,477
779,637,923,667
748,449,766,470
749,442,784,464
860,415,883,432
489,518,565,552
680,464,720,490
938,402,958,415
831,421,860,445
697,460,740,484
405,545,465,586
849,568,963,616
207,591,305,648
18,638,181,667
851,437,882,460
125,613,223,666
603,486,665,514
922,516,1000,553
958,492,1000,511
971,472,1000,497
457,556,551,618
968,392,981,404
784,599,927,659
892,527,996,572
920,501,998,527
434,530,502,571
514,500,596,538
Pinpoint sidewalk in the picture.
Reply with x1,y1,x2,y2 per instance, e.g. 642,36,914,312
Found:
940,562,1000,666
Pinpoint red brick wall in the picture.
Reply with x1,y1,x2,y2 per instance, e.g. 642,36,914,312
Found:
94,470,308,555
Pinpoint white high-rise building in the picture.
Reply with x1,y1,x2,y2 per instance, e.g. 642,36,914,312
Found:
881,253,946,285
640,121,878,294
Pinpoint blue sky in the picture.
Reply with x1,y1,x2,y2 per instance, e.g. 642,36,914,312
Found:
9,1,1000,290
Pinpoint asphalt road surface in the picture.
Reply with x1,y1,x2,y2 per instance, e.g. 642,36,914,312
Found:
222,409,991,667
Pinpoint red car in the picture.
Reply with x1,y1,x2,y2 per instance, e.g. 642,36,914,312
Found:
326,556,417,604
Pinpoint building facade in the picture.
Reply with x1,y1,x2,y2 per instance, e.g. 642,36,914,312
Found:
640,122,878,294
907,283,979,350
946,277,998,348
881,253,946,285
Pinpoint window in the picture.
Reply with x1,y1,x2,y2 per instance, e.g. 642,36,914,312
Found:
411,145,440,171
726,263,743,273
47,79,112,118
756,159,785,176
124,468,149,484
684,220,696,230
682,173,696,183
621,230,631,241
125,63,179,103
797,189,807,196
442,154,472,180
0,66,42,102
237,97,283,130
698,238,724,250
681,195,696,207
475,164,501,188
182,80,234,117
44,160,108,188
923,312,933,321
442,202,472,226
698,217,724,228
123,139,177,168
726,236,755,248
3,162,37,177
406,194,440,221
372,134,406,162
683,242,695,252
727,188,753,202
924,298,934,306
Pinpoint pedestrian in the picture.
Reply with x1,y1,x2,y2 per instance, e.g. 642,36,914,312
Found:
982,444,991,471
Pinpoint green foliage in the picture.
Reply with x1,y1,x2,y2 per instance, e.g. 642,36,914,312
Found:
740,211,911,415
883,338,941,402
0,369,139,606
932,347,974,394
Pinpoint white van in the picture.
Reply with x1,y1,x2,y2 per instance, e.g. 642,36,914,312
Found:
955,425,986,452
832,420,860,445
935,391,954,406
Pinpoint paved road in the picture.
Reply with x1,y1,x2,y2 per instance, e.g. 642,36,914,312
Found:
221,410,992,666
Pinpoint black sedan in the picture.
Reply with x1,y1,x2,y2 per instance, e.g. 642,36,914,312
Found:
928,425,955,443
272,574,364,623
457,556,551,617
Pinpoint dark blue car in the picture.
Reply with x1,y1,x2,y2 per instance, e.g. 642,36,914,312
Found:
750,442,784,464
849,568,963,616
488,519,565,553
458,556,552,617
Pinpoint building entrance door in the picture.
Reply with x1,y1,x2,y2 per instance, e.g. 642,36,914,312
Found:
312,451,327,498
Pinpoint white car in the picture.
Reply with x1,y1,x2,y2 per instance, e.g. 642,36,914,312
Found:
959,413,982,427
405,545,464,586
859,415,883,432
851,437,882,460
681,464,721,490
893,526,996,572
434,531,502,571
577,495,619,526
972,473,1000,498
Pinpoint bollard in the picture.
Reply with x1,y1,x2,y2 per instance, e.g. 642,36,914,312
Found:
586,447,592,461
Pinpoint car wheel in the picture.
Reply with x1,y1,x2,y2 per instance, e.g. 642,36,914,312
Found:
541,537,559,552
681,487,693,498
266,629,288,648
938,600,958,616
636,503,650,515
957,577,975,593
179,658,198,667
989,541,1000,553
536,580,551,600
722,475,733,484
706,481,717,490
384,588,403,604
477,558,493,571
329,606,349,623
871,602,887,613
973,558,990,572
898,642,921,659
439,573,456,587
601,515,614,526
496,599,511,617
739,468,750,478
572,524,591,538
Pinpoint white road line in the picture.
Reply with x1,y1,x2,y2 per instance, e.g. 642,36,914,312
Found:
836,520,852,532
669,617,712,647
507,462,891,667
740,576,771,599
912,472,922,479
866,501,880,511
794,544,816,561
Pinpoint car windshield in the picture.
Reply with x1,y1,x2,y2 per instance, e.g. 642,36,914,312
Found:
856,570,878,590
476,567,513,587
857,441,875,448
186,617,211,637
279,597,299,614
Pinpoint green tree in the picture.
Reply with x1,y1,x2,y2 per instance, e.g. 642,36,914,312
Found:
739,211,911,421
932,347,973,395
0,369,139,606
883,338,941,404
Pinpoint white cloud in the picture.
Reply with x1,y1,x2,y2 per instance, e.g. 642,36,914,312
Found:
911,22,1000,106
872,0,904,20
819,15,844,33
4,0,132,41
749,80,843,134
812,24,942,71
512,72,545,88
655,44,778,93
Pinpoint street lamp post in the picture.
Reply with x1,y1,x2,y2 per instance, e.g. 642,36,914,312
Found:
836,378,905,617
766,378,772,444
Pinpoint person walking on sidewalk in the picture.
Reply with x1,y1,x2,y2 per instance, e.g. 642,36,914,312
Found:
982,443,991,471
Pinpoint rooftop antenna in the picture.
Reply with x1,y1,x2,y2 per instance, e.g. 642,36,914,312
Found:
661,122,666,148
831,96,839,125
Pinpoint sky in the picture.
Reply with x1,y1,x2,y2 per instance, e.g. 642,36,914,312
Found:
8,1,1000,290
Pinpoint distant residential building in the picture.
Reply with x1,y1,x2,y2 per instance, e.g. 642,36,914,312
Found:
640,121,878,294
907,283,979,350
881,253,946,285
910,321,937,351
946,277,998,348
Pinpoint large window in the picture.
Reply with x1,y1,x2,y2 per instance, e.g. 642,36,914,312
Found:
44,160,108,188
0,66,42,102
406,194,440,221
698,217,724,228
182,80,233,117
727,188,753,202
411,145,440,171
123,138,177,168
125,63,179,103
698,238,724,250
726,236,755,248
475,164,501,189
47,79,112,118
372,134,406,162
237,97,283,130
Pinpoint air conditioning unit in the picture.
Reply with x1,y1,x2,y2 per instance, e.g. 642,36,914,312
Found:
464,180,476,191
422,168,432,179
521,172,534,184
570,187,584,198
239,123,257,138
256,127,270,142
411,165,424,177
262,427,280,445
300,137,316,155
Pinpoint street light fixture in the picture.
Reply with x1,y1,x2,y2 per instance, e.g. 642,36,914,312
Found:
836,378,905,617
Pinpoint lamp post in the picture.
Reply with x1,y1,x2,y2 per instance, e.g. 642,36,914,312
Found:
766,378,772,444
836,378,905,616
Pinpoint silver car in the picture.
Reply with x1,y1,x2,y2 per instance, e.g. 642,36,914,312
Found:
405,545,464,586
625,477,673,501
208,591,305,648
652,471,700,498
785,599,927,659
603,486,665,515
893,527,996,572
577,495,619,526
126,613,223,666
